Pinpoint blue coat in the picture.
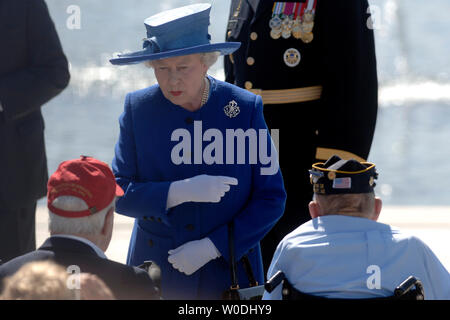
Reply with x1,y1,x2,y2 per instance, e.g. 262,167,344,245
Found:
113,76,286,299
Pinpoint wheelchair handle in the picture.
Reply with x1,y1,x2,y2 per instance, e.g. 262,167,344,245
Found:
394,276,423,297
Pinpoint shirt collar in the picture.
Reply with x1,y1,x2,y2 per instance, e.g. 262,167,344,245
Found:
304,215,396,234
50,234,107,259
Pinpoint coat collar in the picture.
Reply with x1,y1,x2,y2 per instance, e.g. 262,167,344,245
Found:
39,236,107,259
246,0,260,14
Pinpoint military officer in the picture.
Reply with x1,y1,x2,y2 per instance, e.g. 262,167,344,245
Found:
225,0,378,275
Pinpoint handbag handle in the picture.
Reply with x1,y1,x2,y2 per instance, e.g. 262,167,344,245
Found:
241,255,258,287
228,222,258,288
228,222,239,289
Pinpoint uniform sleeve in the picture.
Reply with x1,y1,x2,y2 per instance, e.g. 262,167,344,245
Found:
224,2,236,84
0,0,70,120
208,95,286,262
315,0,378,161
224,54,235,85
112,93,172,224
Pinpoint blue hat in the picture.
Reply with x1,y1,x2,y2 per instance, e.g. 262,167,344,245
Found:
110,3,241,65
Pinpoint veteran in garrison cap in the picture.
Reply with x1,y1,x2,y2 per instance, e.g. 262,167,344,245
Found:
225,0,379,275
309,155,378,196
263,155,450,300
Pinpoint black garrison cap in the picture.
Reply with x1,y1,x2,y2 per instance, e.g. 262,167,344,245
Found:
309,155,378,195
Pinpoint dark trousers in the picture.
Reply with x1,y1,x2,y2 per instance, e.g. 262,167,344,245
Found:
0,203,36,264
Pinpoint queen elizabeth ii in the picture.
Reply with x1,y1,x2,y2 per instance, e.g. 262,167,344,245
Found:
110,3,286,299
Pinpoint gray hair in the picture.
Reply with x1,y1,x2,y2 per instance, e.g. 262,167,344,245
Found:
144,51,220,69
314,192,376,219
48,196,115,235
200,51,220,68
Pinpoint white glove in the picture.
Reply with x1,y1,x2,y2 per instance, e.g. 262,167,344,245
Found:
166,174,238,209
168,238,221,275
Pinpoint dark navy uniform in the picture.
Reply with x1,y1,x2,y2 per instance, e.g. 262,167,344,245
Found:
225,0,378,275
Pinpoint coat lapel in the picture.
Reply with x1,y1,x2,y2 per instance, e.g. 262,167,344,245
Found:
247,0,271,25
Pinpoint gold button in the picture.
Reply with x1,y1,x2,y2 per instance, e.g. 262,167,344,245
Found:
245,81,253,90
227,30,232,38
247,57,255,66
250,32,258,40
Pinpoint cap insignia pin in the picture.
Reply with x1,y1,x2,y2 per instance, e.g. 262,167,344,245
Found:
327,171,336,180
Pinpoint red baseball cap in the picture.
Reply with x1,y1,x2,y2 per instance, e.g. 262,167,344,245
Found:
47,156,124,218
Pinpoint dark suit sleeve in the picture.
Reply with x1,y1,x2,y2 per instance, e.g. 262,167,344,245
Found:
315,0,378,161
127,267,161,300
0,0,70,120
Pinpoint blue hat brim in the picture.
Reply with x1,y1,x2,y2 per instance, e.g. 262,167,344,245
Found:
110,42,241,65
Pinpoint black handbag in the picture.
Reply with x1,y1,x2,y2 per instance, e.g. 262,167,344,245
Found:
222,222,265,300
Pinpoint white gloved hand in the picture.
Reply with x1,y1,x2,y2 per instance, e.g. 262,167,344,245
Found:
168,237,221,275
166,174,238,209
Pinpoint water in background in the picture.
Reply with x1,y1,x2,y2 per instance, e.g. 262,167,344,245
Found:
40,0,450,206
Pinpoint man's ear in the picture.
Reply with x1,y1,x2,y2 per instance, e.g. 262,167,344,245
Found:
371,197,382,221
309,200,321,219
101,207,114,235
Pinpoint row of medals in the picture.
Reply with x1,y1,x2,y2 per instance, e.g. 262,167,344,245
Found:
269,10,315,43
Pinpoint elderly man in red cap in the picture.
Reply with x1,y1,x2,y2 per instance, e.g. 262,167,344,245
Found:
0,156,160,300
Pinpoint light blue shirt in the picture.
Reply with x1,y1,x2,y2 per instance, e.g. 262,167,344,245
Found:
263,215,450,300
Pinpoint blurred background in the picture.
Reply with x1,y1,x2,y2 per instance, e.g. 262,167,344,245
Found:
41,0,450,206
35,0,450,265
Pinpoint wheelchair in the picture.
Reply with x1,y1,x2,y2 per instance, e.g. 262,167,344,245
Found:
265,271,425,300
